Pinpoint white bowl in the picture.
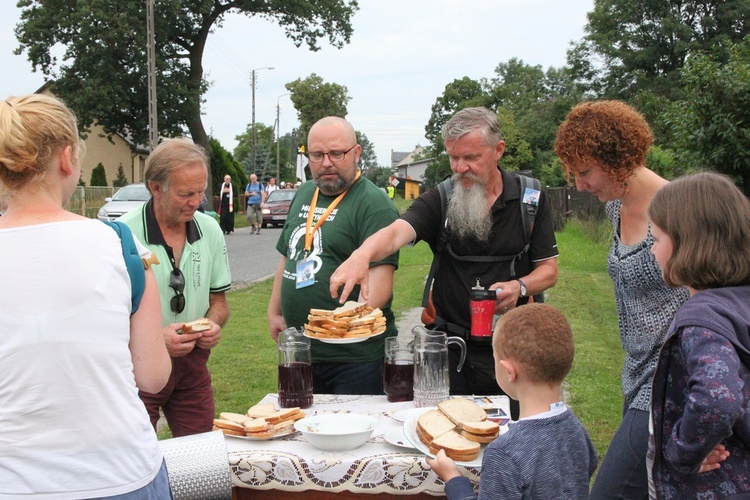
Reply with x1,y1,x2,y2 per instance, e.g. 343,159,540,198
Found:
294,413,379,451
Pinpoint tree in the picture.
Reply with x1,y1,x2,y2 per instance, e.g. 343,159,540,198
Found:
234,122,276,178
90,163,107,187
356,131,378,171
285,73,350,140
363,166,392,189
113,164,128,187
425,77,489,149
569,0,750,99
666,36,750,194
15,0,359,196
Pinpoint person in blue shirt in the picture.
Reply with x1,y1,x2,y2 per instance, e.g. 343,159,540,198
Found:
244,173,264,234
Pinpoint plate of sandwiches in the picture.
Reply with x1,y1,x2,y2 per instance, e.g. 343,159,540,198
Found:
303,301,387,344
213,403,306,440
403,398,502,467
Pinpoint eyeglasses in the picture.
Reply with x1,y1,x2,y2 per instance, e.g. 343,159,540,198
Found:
307,145,357,163
170,268,186,314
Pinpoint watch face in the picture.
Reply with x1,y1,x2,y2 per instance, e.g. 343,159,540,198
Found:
518,280,527,297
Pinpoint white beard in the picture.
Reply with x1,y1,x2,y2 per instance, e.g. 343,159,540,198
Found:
446,174,491,242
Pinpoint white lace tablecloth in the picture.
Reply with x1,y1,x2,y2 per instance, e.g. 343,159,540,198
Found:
226,394,507,496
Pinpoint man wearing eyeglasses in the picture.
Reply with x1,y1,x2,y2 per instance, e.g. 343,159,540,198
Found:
267,116,400,395
121,138,231,437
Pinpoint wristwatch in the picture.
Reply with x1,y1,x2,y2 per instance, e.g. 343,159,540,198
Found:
517,279,527,298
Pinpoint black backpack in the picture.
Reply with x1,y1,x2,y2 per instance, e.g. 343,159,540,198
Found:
421,173,542,310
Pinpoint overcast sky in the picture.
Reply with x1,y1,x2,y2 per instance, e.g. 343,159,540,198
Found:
0,1,593,166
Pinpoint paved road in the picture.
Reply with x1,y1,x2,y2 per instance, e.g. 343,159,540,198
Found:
224,225,283,289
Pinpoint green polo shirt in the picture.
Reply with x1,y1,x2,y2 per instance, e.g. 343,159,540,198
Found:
120,199,231,326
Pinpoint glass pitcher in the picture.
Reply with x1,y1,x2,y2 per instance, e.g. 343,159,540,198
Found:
412,326,467,407
277,327,313,409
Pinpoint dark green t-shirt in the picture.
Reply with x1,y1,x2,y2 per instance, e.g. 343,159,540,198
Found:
276,176,400,362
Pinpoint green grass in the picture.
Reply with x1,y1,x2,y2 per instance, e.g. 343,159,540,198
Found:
167,218,623,464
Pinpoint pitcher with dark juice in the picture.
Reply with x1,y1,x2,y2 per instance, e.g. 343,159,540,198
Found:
383,337,414,402
277,328,313,409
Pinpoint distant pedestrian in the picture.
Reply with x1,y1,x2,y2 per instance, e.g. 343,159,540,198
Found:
218,174,234,234
245,173,264,234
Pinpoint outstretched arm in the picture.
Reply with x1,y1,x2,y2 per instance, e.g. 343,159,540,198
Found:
329,219,415,304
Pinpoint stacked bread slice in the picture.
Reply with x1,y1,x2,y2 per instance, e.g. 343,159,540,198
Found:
416,398,500,461
213,404,305,438
304,301,386,340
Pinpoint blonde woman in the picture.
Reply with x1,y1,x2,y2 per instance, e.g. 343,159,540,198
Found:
0,94,172,498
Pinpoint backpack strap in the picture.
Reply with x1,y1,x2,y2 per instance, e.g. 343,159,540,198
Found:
517,174,540,254
421,178,452,308
421,173,542,308
102,220,146,314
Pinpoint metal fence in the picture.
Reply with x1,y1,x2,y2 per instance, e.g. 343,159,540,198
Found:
67,186,115,219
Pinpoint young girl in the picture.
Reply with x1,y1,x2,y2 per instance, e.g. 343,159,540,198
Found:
648,171,750,498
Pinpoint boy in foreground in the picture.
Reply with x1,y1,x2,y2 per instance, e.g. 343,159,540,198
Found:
427,303,598,499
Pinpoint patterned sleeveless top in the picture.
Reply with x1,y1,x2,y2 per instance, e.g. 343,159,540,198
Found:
606,200,689,411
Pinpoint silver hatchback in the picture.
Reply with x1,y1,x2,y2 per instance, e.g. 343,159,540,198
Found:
97,183,151,222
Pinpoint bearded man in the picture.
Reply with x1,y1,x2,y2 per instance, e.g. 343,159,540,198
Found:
329,107,558,418
267,116,400,395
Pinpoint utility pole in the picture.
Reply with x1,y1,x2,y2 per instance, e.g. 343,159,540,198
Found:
276,93,290,182
146,0,158,152
251,67,274,177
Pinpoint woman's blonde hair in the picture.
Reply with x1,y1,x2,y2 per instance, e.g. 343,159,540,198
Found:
648,171,750,289
0,94,82,191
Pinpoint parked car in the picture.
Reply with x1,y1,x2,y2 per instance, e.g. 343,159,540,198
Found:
261,189,296,228
97,183,151,222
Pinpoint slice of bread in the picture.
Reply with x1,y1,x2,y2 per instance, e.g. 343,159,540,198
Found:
265,407,304,424
219,412,253,425
460,429,498,444
244,417,272,433
213,418,245,434
247,403,276,418
438,398,487,425
416,409,456,444
459,420,499,436
333,301,367,318
429,430,481,461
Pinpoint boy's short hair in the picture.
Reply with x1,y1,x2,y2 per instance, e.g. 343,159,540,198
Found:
493,303,574,385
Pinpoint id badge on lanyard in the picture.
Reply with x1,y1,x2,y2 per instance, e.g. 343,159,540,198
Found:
296,257,315,289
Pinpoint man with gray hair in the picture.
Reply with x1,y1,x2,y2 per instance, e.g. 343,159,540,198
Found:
329,107,558,418
121,137,231,436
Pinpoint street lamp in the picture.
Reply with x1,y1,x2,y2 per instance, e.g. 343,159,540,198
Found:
276,93,290,182
251,66,274,175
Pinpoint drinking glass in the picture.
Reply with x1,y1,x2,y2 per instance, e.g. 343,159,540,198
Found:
383,337,414,402
277,327,313,409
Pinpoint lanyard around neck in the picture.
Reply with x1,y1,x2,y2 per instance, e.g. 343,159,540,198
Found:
304,171,360,253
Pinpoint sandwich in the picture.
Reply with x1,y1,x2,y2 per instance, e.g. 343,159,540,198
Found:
247,402,277,418
458,420,500,444
182,318,211,334
416,409,456,444
212,418,245,436
219,412,253,426
428,430,481,462
437,398,487,425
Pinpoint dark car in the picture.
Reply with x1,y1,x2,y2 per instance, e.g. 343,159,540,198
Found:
97,183,151,222
261,189,296,228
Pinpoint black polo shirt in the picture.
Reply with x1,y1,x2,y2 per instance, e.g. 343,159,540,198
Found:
401,169,558,331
